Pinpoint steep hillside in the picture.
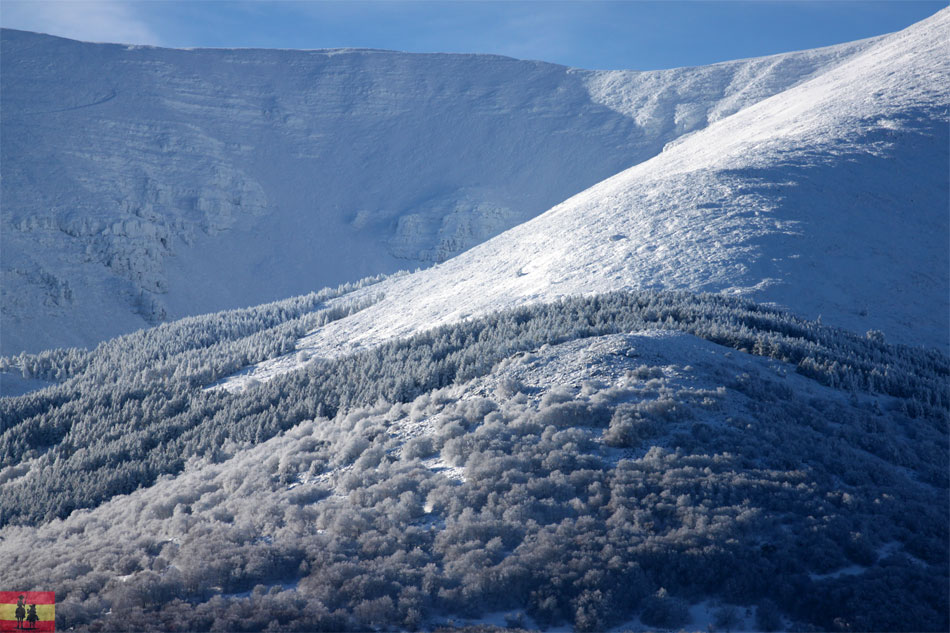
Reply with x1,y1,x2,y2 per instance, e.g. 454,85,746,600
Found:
1,28,878,354
217,7,947,395
1,290,946,631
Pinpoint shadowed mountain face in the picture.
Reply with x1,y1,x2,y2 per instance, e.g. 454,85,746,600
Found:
1,28,877,354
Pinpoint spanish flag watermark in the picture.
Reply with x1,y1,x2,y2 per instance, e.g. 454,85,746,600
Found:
0,592,54,632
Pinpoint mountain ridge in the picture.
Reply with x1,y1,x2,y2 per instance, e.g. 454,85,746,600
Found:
0,26,895,354
214,8,948,393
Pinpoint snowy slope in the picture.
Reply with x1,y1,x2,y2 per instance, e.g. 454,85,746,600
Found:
1,28,878,354
223,9,949,391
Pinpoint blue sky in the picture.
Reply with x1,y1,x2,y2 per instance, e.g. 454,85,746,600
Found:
1,1,945,70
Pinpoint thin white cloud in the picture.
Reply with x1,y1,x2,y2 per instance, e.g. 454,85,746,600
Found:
0,0,162,45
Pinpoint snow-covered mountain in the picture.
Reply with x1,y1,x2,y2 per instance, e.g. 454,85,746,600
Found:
216,9,948,394
1,27,881,354
1,11,948,631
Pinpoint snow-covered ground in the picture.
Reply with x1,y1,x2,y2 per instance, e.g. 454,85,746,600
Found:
217,9,949,393
1,26,889,354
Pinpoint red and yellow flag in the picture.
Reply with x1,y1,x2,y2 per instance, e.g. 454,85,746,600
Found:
0,592,54,632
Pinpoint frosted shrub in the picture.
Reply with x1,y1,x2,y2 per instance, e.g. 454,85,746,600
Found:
537,401,595,429
354,446,385,471
438,420,466,442
638,396,689,422
589,385,634,405
629,364,664,380
402,436,436,460
409,392,432,421
287,486,328,506
427,386,459,407
494,376,525,399
384,402,408,422
456,397,497,425
442,435,478,467
580,380,606,396
573,588,612,632
335,436,370,466
540,387,574,407
306,458,327,478
354,596,396,628
603,404,657,447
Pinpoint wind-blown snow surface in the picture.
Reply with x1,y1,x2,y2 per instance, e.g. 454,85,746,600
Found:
219,9,949,391
1,27,881,354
